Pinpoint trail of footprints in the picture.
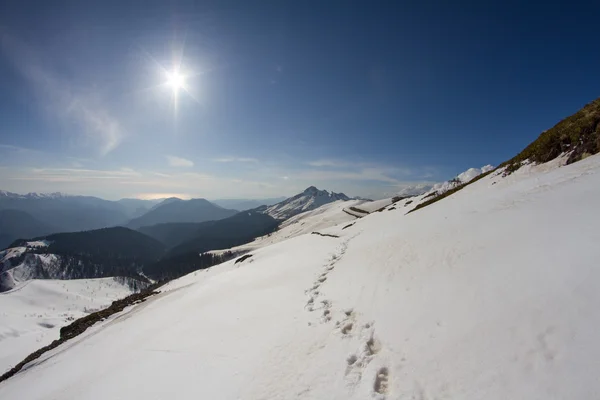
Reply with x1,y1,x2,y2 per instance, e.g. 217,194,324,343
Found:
304,238,390,397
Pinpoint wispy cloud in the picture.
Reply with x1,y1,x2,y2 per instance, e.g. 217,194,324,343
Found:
306,159,413,177
0,166,280,199
213,157,259,163
151,171,171,178
294,167,401,184
300,160,414,185
166,155,194,168
0,144,24,152
0,143,41,154
17,167,142,182
66,156,93,168
307,159,348,168
0,34,123,156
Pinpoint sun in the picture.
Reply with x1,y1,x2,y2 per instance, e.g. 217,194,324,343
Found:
166,71,185,91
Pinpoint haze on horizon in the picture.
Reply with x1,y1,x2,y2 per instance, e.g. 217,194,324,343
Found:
1,1,598,200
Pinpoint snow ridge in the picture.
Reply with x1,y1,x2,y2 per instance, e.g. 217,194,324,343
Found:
0,191,67,199
427,164,494,196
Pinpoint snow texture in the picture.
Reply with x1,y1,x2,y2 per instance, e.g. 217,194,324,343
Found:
0,278,132,373
1,155,600,399
0,251,64,290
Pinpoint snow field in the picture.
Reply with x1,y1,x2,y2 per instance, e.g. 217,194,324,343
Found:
0,278,132,373
0,155,599,399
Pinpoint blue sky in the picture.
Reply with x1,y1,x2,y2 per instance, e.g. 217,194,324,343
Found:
0,1,599,200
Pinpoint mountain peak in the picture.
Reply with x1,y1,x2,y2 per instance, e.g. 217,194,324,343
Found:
303,186,320,194
263,187,351,220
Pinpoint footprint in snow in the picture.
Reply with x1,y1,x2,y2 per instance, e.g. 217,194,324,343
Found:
373,367,389,395
341,322,353,335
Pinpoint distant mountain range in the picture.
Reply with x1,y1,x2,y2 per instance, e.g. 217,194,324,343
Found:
126,198,238,229
0,210,278,290
0,210,56,250
0,192,163,248
0,186,358,286
0,227,164,292
210,197,287,212
160,211,278,257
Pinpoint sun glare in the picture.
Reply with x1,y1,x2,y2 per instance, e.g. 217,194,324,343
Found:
166,71,185,91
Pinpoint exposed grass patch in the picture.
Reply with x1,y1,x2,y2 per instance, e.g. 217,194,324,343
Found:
342,209,363,218
409,96,600,214
391,196,408,203
311,232,340,238
234,254,253,264
501,97,600,173
348,206,369,214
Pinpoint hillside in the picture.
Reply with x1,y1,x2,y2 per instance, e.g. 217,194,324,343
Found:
165,211,279,257
138,223,208,249
1,153,598,398
126,198,237,229
0,210,55,250
1,228,164,292
210,197,286,212
502,97,600,172
139,211,279,253
37,227,165,261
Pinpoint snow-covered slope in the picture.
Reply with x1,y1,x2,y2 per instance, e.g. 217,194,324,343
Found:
0,230,159,292
263,186,350,220
217,196,403,255
0,278,133,374
219,199,366,254
0,242,61,292
1,155,600,398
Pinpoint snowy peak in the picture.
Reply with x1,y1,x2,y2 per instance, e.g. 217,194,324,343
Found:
263,186,351,220
0,190,67,199
426,165,494,196
456,165,494,183
302,186,320,195
301,186,349,199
